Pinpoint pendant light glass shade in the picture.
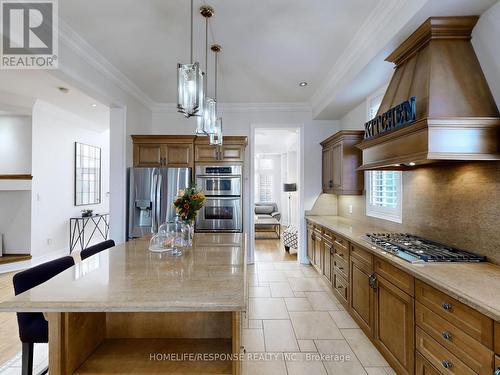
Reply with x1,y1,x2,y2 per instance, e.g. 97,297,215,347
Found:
198,97,216,134
177,63,204,118
209,117,223,145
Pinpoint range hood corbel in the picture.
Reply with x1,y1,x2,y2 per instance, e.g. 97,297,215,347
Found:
357,16,500,171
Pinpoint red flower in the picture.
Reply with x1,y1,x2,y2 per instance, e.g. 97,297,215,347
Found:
184,203,189,209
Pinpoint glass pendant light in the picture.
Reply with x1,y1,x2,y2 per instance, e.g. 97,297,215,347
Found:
196,5,216,135
210,44,223,145
177,0,204,118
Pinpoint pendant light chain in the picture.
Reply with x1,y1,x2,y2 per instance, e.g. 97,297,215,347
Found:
205,16,209,96
215,50,218,110
190,0,193,63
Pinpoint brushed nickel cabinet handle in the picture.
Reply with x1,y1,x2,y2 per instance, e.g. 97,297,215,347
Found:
442,303,452,311
442,360,452,369
442,331,452,340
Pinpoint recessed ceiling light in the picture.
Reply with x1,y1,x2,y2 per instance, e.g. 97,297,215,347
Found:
409,162,416,166
91,103,97,108
299,81,308,87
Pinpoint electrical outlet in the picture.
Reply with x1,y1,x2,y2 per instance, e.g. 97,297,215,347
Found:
348,205,353,214
46,238,52,245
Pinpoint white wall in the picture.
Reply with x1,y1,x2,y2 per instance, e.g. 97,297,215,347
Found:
339,101,366,131
0,115,32,174
0,191,31,254
30,100,110,259
472,0,500,108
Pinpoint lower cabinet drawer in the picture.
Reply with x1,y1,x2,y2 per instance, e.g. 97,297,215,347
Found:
416,302,494,375
416,352,442,375
332,273,348,307
334,254,348,280
416,327,476,375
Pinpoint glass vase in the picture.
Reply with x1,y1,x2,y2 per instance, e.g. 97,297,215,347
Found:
182,220,195,247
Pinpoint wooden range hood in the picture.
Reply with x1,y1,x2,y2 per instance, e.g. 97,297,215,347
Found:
357,16,500,170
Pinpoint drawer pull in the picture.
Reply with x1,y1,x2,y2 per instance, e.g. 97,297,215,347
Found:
338,266,344,271
441,331,452,340
442,360,453,369
441,303,452,311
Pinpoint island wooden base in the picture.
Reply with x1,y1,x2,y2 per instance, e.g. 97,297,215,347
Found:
46,311,242,375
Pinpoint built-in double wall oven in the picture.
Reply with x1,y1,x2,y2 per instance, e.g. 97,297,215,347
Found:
195,165,243,232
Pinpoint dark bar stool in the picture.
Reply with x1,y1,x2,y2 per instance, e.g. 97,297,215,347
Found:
13,256,75,375
80,239,115,260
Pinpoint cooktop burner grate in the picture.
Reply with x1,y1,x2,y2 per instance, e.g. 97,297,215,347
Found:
363,233,486,263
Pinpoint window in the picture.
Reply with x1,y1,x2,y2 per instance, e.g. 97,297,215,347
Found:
258,174,273,202
365,88,403,223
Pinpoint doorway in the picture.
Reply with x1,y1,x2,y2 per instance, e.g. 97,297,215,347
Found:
251,127,301,263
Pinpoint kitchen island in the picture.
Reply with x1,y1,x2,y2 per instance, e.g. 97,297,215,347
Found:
0,233,247,374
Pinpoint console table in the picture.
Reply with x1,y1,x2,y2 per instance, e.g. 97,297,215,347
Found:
70,214,110,252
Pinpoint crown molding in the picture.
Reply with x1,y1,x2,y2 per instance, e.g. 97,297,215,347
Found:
151,102,312,114
59,21,156,109
310,0,429,118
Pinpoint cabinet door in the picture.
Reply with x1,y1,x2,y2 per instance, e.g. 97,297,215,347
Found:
162,143,193,168
332,142,342,189
307,226,314,262
322,147,333,193
313,233,323,272
195,144,219,162
133,144,162,167
350,255,374,337
374,275,414,375
221,145,245,161
323,241,333,284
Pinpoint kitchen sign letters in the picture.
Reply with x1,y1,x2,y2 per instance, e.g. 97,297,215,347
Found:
364,97,416,139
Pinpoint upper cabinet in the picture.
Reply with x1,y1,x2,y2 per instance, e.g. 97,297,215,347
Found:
320,130,364,195
131,135,195,168
194,136,247,163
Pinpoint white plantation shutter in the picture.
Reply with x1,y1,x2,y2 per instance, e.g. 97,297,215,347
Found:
258,174,273,202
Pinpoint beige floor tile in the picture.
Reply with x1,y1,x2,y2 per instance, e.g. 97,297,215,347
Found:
294,291,306,297
263,320,299,352
269,282,295,297
283,270,304,278
288,277,329,292
314,339,367,375
289,312,342,340
329,310,358,329
273,262,301,270
257,263,275,271
242,354,287,375
300,267,321,277
341,329,388,367
285,353,327,375
306,292,341,311
243,329,265,352
284,298,313,312
384,367,397,374
249,286,271,298
258,271,289,282
248,274,259,286
249,298,289,319
248,319,263,329
365,367,388,375
297,340,317,352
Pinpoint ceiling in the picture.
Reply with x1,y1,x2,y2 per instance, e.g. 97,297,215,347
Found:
60,0,381,104
0,70,110,129
255,129,298,154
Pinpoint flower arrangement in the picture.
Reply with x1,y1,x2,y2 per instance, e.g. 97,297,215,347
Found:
173,184,206,222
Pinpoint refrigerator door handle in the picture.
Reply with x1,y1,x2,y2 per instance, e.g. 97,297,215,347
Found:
151,172,158,234
156,173,162,228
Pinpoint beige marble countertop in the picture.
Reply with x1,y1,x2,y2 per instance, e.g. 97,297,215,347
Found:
0,233,247,313
306,215,500,322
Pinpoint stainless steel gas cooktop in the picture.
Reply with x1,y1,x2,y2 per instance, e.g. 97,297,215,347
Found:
363,233,486,263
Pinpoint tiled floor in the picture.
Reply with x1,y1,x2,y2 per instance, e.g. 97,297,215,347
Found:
242,256,395,375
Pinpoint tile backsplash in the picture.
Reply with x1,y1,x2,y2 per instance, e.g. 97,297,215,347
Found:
338,162,500,265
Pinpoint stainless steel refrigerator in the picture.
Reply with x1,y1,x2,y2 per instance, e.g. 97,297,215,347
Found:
127,167,191,239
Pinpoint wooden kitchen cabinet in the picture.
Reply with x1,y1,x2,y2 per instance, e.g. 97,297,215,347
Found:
323,237,333,284
416,352,441,375
307,224,314,262
194,136,247,162
320,130,364,195
313,228,323,274
131,135,195,168
373,274,415,375
349,244,374,337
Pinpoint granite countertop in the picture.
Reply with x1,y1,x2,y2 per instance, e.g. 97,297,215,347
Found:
0,233,247,313
306,215,500,322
